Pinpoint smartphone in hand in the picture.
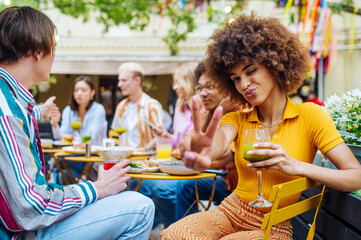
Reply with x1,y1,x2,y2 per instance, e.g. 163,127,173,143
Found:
142,119,162,133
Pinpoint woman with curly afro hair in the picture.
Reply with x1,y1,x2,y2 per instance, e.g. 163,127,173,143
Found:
159,13,361,239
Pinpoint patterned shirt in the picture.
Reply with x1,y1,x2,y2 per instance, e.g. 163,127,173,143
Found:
0,68,97,239
111,92,164,148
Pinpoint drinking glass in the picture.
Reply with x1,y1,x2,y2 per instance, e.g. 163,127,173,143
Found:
156,136,172,159
103,151,126,170
81,129,92,144
243,128,273,208
114,118,127,146
70,116,82,143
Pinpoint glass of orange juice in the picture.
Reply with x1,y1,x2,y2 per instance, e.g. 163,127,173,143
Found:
156,137,172,159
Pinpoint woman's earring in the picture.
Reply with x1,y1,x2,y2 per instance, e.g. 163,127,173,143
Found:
90,95,94,100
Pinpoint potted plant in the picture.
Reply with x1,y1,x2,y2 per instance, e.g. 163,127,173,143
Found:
324,88,361,198
324,88,361,157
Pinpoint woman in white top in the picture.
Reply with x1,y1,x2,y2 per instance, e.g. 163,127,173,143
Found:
51,76,107,181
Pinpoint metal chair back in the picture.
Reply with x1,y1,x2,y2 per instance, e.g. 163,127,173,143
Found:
261,177,326,240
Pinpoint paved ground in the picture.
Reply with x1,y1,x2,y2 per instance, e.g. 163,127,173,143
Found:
150,224,165,239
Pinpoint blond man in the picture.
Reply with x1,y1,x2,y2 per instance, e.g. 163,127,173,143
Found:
111,62,163,148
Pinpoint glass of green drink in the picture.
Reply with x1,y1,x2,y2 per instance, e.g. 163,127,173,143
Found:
114,118,127,146
243,128,273,208
70,116,82,143
81,128,92,144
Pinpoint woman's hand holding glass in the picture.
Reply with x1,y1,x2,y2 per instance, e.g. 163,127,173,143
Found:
247,141,302,177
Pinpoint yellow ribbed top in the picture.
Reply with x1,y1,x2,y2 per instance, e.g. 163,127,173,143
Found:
220,98,343,210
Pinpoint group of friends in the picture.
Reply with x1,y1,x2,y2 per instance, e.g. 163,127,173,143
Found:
1,6,361,240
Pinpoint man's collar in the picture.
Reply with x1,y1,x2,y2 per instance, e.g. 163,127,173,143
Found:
138,92,147,107
0,67,34,107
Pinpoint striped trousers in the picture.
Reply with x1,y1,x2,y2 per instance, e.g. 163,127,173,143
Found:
159,192,292,239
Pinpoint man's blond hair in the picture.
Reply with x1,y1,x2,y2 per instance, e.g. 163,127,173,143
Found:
118,62,145,81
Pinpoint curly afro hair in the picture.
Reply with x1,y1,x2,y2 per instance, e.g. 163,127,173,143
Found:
194,61,206,84
205,13,311,105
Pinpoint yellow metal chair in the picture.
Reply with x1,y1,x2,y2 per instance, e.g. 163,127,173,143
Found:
261,177,326,240
108,129,119,145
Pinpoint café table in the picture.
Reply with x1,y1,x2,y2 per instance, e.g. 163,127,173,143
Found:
128,172,217,213
54,151,103,184
53,152,218,213
53,151,158,184
130,172,217,240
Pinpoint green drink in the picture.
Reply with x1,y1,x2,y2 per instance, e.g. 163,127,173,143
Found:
114,127,127,135
81,136,91,143
243,142,270,162
243,128,273,208
70,122,81,131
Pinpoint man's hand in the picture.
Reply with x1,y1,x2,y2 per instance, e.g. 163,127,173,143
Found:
94,160,132,199
39,96,60,119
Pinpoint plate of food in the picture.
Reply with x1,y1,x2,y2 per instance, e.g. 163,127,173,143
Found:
53,134,74,146
159,160,199,175
40,139,53,148
132,148,156,157
53,140,71,147
62,145,99,154
128,159,160,173
128,167,159,173
129,168,143,173
127,162,144,173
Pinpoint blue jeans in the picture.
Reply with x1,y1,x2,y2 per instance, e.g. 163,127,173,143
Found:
36,191,154,240
175,176,232,220
152,180,177,227
128,179,177,228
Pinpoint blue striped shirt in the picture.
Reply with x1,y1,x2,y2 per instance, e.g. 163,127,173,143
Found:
0,68,97,239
